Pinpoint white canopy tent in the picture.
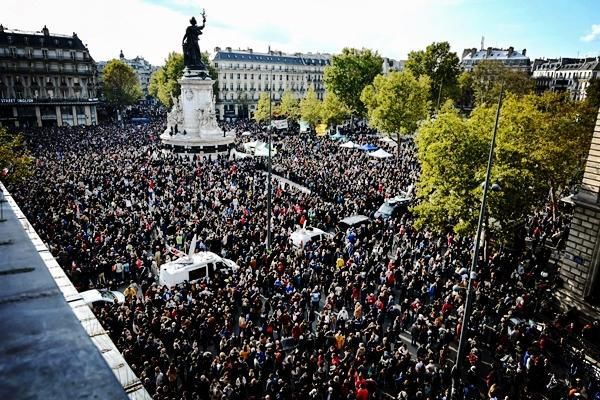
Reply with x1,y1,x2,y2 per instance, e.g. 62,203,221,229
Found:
369,148,393,158
379,136,398,147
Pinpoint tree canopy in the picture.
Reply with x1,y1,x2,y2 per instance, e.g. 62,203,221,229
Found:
300,87,322,128
254,92,271,123
149,52,217,108
321,92,350,127
102,59,142,107
586,78,600,110
414,92,595,237
279,90,300,121
361,70,430,147
324,48,383,117
0,127,33,184
470,61,534,105
405,41,460,108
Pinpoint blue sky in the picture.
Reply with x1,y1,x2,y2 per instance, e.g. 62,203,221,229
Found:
2,0,599,64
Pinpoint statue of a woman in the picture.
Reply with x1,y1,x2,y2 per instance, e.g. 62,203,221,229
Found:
182,12,206,70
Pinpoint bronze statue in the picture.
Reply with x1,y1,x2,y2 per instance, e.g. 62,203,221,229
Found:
182,11,206,70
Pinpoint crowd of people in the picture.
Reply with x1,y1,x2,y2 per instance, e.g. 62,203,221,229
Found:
7,119,600,400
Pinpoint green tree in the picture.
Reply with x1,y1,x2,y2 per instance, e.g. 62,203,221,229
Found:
149,52,184,108
0,128,33,184
279,90,300,121
324,48,383,117
102,59,142,107
254,92,271,123
471,60,533,105
405,41,460,109
300,87,322,128
414,92,595,237
321,92,350,127
457,71,475,109
361,71,430,151
149,52,217,109
586,78,600,109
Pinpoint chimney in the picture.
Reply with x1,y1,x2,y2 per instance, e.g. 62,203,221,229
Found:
248,48,253,53
268,45,271,54
73,32,78,38
486,47,492,57
214,46,221,52
119,49,124,59
225,46,231,52
0,25,4,33
508,46,514,57
522,48,527,57
471,48,477,56
42,25,49,36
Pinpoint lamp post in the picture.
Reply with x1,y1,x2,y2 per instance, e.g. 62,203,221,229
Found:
451,83,504,400
266,68,273,250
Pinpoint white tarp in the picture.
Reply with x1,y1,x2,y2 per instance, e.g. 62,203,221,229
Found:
379,136,398,147
299,120,310,132
369,148,393,158
339,141,359,149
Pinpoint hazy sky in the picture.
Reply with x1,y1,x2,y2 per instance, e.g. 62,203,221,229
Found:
2,0,600,66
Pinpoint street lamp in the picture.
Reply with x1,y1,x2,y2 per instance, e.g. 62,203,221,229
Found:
266,68,273,251
451,83,504,400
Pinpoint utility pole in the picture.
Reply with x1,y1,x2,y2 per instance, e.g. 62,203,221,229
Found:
266,67,273,250
451,83,504,400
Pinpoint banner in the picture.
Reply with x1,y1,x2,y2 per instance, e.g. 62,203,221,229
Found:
315,123,327,136
299,120,310,132
271,119,289,129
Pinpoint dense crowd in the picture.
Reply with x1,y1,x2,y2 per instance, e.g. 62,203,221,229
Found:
8,120,599,400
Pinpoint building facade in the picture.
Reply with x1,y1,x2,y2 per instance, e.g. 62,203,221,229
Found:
557,107,600,317
211,47,330,120
0,25,98,128
460,46,530,72
97,51,157,99
382,57,405,75
532,57,600,101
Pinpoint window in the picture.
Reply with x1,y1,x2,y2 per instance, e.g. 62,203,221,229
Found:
42,49,48,59
250,74,254,79
230,73,233,79
244,74,247,79
189,266,207,282
214,63,218,68
237,73,240,79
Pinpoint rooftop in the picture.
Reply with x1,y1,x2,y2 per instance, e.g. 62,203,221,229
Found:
213,48,331,66
0,25,88,51
0,182,149,400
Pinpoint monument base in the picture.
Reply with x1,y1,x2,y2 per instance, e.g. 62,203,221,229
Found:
160,70,235,157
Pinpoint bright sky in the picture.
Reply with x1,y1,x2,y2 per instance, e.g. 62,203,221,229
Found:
2,0,600,66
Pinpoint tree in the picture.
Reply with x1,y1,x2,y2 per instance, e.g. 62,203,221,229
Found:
102,59,142,107
149,51,217,109
413,92,595,237
0,127,33,184
471,60,533,105
300,87,322,128
405,41,460,109
586,78,600,109
321,92,350,127
254,92,271,123
361,71,430,152
279,90,300,121
324,48,383,117
149,52,184,108
457,71,475,110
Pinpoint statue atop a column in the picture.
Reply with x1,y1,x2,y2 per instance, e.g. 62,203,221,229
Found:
182,11,207,71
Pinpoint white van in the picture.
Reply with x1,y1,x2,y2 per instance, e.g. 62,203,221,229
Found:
159,251,238,287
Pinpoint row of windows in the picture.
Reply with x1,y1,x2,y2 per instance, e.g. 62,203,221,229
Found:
221,73,322,82
535,70,597,80
0,46,89,61
214,62,325,73
220,82,324,91
216,91,325,101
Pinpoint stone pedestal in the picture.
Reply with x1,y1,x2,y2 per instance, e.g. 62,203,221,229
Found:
160,70,234,156
557,108,600,317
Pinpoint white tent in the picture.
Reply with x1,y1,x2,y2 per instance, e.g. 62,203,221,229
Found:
379,136,398,147
339,141,359,149
253,142,277,157
369,148,393,158
241,131,252,136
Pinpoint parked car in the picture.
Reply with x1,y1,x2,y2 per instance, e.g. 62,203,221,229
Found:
80,289,125,307
290,226,333,248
